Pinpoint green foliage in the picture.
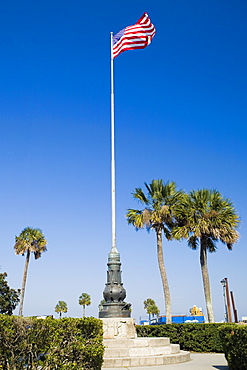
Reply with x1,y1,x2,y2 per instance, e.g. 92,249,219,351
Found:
14,227,47,259
45,317,103,370
126,180,185,324
143,298,160,316
0,315,48,369
219,324,247,370
126,179,185,234
79,293,91,318
55,300,68,318
14,227,48,316
0,315,104,370
137,323,224,352
79,293,91,306
137,323,180,343
0,273,20,315
172,189,240,323
173,189,240,251
98,300,105,311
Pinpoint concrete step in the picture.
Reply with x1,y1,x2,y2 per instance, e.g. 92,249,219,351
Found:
104,343,180,357
102,351,190,368
104,337,171,348
102,337,190,368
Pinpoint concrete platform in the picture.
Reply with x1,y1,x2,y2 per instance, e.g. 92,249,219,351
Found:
102,337,190,368
103,352,228,369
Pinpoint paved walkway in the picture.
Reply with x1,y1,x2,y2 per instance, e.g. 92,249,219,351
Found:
103,352,228,369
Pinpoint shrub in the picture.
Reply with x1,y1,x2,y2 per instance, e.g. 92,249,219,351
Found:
0,315,37,369
219,324,247,370
137,323,180,344
0,315,104,370
137,323,224,352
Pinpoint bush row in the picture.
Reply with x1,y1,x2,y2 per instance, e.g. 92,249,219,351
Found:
0,315,104,370
219,324,247,370
137,323,224,352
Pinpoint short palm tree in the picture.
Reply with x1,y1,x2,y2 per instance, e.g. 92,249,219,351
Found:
98,299,106,312
79,293,91,317
173,189,240,323
14,227,47,316
126,180,185,324
144,298,160,323
55,300,68,318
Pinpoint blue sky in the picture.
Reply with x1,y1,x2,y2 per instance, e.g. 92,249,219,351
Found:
0,0,246,322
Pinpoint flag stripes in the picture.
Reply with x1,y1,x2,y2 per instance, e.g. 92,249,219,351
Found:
112,13,155,58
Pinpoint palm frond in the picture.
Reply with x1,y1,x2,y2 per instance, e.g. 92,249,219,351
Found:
127,179,185,242
133,188,149,205
126,209,145,229
162,226,172,241
205,237,217,253
14,227,47,258
176,189,240,250
188,235,199,250
172,225,189,240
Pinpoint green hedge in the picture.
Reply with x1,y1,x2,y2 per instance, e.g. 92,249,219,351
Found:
219,324,247,370
0,315,104,370
137,323,224,352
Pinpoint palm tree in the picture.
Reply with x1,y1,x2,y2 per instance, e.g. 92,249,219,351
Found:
79,293,91,317
126,180,185,324
173,189,240,323
14,227,47,316
55,301,68,318
98,299,106,312
144,298,160,323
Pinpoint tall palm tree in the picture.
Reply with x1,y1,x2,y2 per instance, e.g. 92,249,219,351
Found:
79,293,91,317
14,227,47,316
126,180,185,324
173,189,240,323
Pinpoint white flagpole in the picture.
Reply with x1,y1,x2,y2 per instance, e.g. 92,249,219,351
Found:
110,32,117,252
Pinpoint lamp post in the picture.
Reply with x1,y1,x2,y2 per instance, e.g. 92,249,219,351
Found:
220,278,228,323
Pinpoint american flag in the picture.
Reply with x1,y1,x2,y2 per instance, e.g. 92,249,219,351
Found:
112,13,155,58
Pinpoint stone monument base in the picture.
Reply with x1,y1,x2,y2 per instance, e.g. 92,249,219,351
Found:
101,317,137,339
101,318,190,368
102,337,190,368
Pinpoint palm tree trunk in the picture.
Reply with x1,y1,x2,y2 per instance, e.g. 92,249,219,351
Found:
200,237,215,323
19,249,30,316
83,305,85,318
156,228,172,324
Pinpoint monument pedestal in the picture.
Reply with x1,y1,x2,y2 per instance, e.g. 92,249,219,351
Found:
101,317,137,339
99,247,190,367
101,318,190,368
